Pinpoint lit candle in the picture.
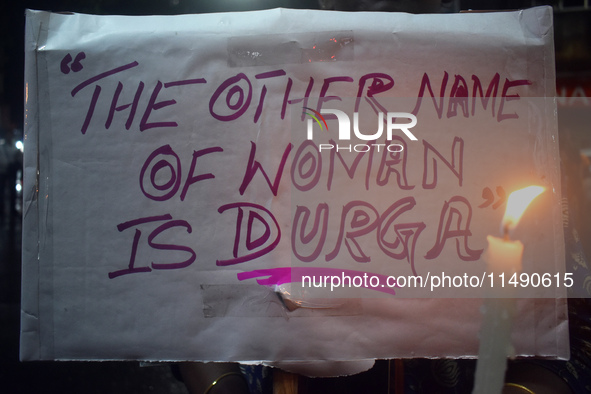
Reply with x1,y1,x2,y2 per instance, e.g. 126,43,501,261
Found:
472,186,544,394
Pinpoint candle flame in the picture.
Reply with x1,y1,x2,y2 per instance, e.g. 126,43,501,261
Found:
502,186,544,233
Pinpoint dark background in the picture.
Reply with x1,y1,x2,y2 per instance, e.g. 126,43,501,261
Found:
1,1,590,393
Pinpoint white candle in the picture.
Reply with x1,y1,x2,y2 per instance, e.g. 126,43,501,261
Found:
485,236,523,279
472,186,543,394
472,237,523,393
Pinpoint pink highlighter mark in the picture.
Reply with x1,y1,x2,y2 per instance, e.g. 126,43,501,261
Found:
237,267,398,296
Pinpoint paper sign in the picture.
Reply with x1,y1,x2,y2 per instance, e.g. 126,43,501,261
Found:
22,7,568,363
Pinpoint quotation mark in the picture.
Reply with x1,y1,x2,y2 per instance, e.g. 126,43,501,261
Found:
479,186,506,209
60,52,86,74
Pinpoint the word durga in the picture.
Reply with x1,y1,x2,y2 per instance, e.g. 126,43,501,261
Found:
108,138,483,279
70,59,531,135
